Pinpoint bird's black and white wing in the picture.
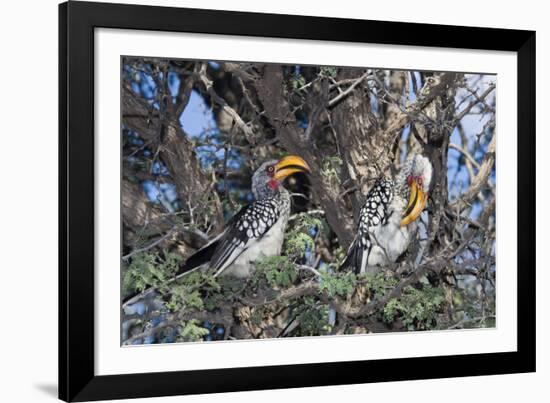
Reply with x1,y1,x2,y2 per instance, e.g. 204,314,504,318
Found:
178,198,283,277
340,178,393,274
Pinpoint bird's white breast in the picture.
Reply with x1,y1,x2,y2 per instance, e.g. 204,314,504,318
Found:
366,198,414,271
222,214,288,278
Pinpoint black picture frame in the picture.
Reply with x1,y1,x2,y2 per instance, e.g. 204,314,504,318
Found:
59,1,536,401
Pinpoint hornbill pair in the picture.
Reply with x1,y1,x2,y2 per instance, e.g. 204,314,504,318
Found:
177,153,433,277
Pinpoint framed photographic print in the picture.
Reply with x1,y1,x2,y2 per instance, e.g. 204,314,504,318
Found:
59,1,536,401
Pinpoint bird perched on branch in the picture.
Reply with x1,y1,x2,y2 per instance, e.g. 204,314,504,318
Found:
177,155,311,278
340,154,432,274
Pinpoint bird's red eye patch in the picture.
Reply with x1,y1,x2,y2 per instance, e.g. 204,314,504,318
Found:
266,165,275,176
416,176,423,188
407,175,413,186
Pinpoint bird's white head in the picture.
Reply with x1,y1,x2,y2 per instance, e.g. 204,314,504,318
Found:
407,154,432,193
251,155,310,200
400,154,433,226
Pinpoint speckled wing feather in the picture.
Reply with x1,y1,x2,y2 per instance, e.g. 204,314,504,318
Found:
340,178,394,274
178,197,284,276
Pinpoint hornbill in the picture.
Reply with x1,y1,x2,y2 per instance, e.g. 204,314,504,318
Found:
340,153,433,274
177,155,311,278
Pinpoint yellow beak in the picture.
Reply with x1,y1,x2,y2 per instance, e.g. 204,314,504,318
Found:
273,155,311,181
400,180,427,226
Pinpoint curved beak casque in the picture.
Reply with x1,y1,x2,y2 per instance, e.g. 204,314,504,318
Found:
400,180,427,226
273,155,311,181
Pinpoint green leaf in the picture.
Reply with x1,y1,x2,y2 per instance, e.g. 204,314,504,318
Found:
177,319,210,342
319,270,357,298
255,255,298,288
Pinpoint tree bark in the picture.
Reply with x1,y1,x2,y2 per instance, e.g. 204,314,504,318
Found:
255,65,357,247
122,77,224,232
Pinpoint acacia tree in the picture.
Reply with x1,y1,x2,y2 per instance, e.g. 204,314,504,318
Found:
121,57,496,344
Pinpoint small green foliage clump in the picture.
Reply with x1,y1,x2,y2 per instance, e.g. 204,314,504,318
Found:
319,270,357,298
165,270,223,313
293,213,324,232
254,255,299,288
166,286,203,312
284,232,315,259
382,284,445,330
122,251,181,297
319,66,338,78
249,309,264,327
176,319,210,342
363,271,399,300
283,212,323,260
292,297,332,336
332,246,346,267
289,71,307,90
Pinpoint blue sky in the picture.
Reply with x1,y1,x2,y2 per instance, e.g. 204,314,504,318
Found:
180,90,217,138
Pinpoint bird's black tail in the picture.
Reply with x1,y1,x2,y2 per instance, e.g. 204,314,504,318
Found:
175,239,220,276
339,237,363,274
